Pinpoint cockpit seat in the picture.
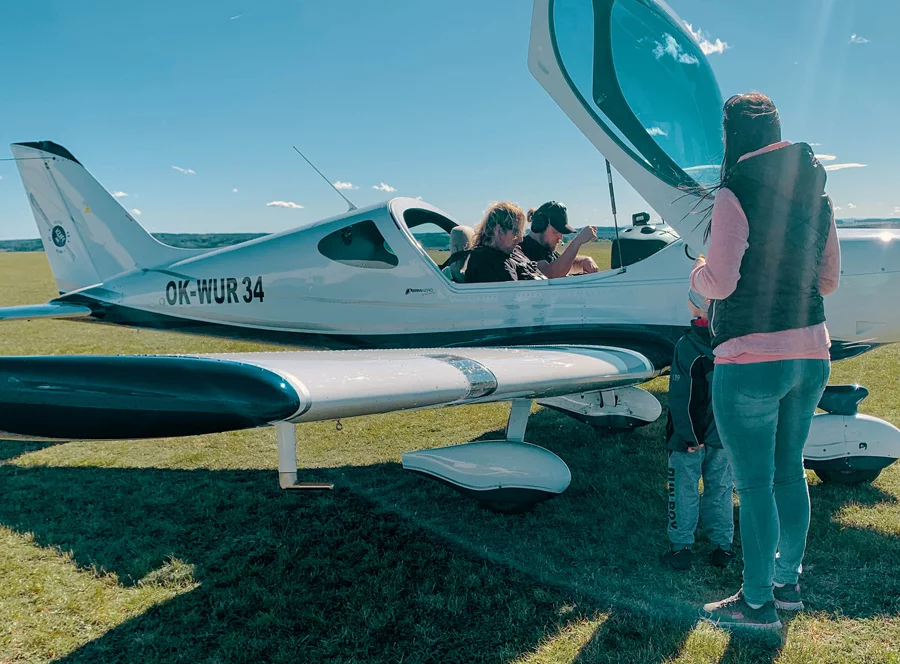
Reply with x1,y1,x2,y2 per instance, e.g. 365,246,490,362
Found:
448,225,474,282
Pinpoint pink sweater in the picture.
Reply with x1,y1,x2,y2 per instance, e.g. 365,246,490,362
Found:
690,141,841,365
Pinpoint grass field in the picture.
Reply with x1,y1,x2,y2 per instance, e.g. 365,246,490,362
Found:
1,252,899,663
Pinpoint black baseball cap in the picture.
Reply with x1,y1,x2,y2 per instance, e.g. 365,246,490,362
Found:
531,201,576,234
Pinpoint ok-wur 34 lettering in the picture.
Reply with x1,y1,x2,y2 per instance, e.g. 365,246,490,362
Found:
165,277,265,306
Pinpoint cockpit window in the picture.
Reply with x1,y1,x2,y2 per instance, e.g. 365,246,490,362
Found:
317,219,399,269
551,0,724,188
402,207,458,266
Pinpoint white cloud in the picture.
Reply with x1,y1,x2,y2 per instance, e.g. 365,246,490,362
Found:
684,23,729,56
266,201,304,209
815,154,837,161
0,175,4,180
824,163,867,171
334,181,358,190
833,206,843,211
646,126,668,137
847,203,857,209
230,14,243,20
894,206,900,214
809,143,822,146
372,182,397,192
232,188,239,193
850,34,870,44
653,34,699,65
130,209,142,216
112,191,128,198
172,165,196,175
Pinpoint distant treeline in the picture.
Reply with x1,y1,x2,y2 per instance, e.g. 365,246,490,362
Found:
836,218,900,229
0,233,269,253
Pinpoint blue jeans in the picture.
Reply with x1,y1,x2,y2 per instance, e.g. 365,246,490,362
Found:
667,446,734,549
712,359,830,606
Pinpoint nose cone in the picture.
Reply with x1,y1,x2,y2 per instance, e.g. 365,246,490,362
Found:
0,356,302,440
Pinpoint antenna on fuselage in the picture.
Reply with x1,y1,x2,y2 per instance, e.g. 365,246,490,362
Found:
291,146,358,212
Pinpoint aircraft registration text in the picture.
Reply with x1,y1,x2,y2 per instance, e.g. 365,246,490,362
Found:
164,277,265,305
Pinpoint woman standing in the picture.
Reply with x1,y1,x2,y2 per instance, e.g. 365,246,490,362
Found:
691,93,841,631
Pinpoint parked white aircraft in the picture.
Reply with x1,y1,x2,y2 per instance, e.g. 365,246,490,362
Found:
2,0,899,511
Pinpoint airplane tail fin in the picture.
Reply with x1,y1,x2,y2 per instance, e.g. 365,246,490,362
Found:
11,141,190,293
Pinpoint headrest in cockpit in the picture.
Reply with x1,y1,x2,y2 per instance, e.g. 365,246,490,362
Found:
449,225,474,282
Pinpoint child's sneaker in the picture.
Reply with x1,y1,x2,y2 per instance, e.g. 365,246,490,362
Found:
773,583,803,611
709,546,735,568
661,546,693,570
699,589,783,631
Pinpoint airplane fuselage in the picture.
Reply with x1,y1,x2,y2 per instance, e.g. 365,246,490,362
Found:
53,197,900,369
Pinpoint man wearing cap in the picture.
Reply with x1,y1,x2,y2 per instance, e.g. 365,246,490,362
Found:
520,201,600,278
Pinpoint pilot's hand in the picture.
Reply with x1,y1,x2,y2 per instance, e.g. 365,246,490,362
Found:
575,225,597,246
687,444,704,453
579,257,599,274
692,255,706,271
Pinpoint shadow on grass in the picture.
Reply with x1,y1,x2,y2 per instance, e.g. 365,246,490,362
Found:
0,463,604,663
0,440,62,462
334,404,900,661
0,400,898,662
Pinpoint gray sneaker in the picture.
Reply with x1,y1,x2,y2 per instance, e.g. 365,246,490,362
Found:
699,590,783,631
773,583,803,611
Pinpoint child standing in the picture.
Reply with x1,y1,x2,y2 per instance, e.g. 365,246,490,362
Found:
661,289,735,570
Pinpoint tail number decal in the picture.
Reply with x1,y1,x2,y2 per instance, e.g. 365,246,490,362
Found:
164,277,265,306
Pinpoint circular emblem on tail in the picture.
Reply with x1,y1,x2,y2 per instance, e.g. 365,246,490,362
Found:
51,225,67,247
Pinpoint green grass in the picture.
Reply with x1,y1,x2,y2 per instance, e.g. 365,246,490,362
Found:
1,252,900,663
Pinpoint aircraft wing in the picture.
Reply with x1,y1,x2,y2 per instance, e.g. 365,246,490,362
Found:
0,346,654,441
0,302,93,321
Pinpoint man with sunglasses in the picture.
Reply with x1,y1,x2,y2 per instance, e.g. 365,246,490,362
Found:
520,201,600,278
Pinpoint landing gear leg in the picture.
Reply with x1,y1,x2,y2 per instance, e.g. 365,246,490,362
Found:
276,421,334,490
505,398,533,442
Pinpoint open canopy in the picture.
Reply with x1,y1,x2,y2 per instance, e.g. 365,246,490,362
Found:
530,0,725,250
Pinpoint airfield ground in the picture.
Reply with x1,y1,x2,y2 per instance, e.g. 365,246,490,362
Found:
0,251,899,663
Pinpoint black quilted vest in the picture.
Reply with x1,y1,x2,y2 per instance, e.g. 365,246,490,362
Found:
709,143,833,348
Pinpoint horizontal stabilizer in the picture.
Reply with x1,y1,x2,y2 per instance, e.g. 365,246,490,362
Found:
0,346,653,441
0,302,93,321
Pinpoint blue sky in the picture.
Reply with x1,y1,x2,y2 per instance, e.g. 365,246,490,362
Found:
0,0,896,240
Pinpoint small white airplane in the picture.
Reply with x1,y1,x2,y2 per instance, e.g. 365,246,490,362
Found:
2,0,900,511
